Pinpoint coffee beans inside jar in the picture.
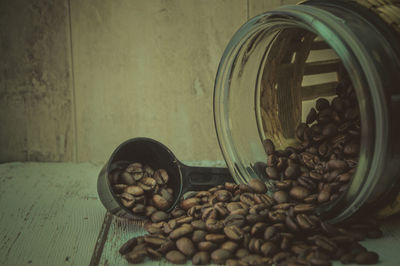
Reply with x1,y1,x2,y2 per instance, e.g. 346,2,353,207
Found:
117,81,383,265
110,162,175,220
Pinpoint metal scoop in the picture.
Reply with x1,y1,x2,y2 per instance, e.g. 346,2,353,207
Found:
97,137,234,220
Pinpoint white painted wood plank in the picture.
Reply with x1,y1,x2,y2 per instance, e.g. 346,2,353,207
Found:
0,162,106,266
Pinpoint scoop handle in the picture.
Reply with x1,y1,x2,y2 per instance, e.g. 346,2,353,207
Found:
180,163,234,194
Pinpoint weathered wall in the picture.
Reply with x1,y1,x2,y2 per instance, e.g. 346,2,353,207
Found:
0,0,75,162
0,0,300,163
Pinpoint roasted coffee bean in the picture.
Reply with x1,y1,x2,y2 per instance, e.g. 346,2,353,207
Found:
261,241,278,256
153,169,169,185
176,237,195,257
316,98,330,111
266,166,280,179
144,234,167,246
132,203,145,213
159,188,174,204
205,233,226,243
124,185,144,196
224,214,246,227
248,178,267,194
293,204,315,213
165,250,186,264
263,138,275,155
169,224,194,240
192,230,206,243
146,247,162,259
205,218,224,233
151,211,169,223
289,186,310,200
192,251,210,265
215,190,232,202
354,251,379,264
273,190,290,203
153,194,170,211
211,249,231,264
125,248,147,264
119,237,138,255
264,226,278,241
285,164,300,178
240,193,255,205
145,205,157,216
224,225,244,241
181,197,201,210
197,241,218,251
120,193,135,208
306,108,317,124
236,248,249,259
120,171,135,185
221,241,239,253
171,208,186,218
251,222,268,236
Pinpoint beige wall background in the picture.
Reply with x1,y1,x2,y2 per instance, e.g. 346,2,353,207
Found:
0,0,299,163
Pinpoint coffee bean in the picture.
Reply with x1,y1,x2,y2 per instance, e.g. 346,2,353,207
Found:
120,193,135,208
153,169,169,185
224,225,244,241
176,237,195,257
192,230,206,243
125,248,147,264
214,189,232,202
124,185,144,196
266,166,280,179
248,178,267,194
153,194,171,211
224,214,246,227
289,186,310,200
192,251,210,265
211,249,231,264
273,190,290,203
264,226,278,241
354,251,379,264
285,165,300,178
205,218,224,232
181,197,201,210
197,241,218,251
221,241,239,253
261,241,278,256
151,211,169,223
316,98,330,111
306,108,317,124
205,233,226,243
263,139,275,155
166,250,186,264
120,171,135,185
132,203,145,213
169,224,193,240
119,237,138,255
144,234,167,246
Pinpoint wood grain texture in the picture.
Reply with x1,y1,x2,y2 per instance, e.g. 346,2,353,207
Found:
0,0,75,162
0,162,105,266
70,0,247,163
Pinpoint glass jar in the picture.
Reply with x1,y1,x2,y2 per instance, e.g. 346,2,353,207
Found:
213,0,400,223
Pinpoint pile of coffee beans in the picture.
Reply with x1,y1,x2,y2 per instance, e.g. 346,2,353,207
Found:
117,81,382,265
110,162,175,218
263,79,360,207
119,181,381,265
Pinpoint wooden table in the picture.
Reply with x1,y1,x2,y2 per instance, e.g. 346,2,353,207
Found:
0,162,399,265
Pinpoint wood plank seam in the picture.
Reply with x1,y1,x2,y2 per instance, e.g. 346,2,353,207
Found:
90,212,113,266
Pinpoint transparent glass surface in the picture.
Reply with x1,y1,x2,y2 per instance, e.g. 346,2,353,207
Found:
214,3,400,222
